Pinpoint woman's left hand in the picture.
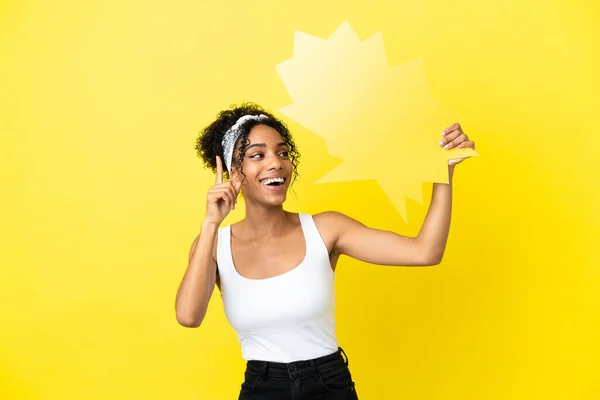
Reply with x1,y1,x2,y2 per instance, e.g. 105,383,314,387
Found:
439,123,475,166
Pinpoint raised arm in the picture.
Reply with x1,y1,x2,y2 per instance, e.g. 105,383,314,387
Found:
320,167,453,267
322,123,474,267
175,156,240,327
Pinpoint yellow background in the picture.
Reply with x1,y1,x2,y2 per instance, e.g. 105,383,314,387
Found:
1,0,599,399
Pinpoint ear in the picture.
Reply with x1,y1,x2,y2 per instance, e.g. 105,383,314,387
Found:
230,168,243,195
229,167,241,185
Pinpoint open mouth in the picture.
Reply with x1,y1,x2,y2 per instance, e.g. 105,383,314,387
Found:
259,177,286,187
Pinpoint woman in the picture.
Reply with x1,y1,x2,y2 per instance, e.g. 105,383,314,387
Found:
175,103,475,399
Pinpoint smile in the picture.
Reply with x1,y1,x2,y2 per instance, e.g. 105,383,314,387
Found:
259,177,286,191
260,177,285,186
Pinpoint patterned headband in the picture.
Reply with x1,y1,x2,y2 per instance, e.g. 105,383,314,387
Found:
221,114,268,173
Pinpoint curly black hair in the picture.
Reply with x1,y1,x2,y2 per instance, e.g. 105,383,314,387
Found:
194,102,301,187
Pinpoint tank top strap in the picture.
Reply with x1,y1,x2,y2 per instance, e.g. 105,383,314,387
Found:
298,213,330,259
216,225,235,279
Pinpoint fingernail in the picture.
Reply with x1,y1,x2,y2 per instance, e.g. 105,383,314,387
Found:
444,144,450,149
441,131,446,136
439,140,444,146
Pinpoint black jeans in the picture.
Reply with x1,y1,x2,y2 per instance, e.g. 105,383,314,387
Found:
238,347,359,400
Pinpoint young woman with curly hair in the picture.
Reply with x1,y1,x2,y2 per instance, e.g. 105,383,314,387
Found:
175,102,475,399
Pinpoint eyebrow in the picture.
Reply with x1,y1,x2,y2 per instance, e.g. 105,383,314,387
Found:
245,142,287,151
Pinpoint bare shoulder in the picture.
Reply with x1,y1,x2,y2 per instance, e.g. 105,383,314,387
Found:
312,211,364,254
313,210,362,228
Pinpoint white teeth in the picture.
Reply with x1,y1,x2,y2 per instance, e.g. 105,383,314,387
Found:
261,177,284,185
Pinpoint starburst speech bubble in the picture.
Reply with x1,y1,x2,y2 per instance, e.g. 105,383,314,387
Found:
275,21,479,220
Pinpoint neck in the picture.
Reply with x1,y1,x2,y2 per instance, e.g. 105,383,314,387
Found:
240,202,293,239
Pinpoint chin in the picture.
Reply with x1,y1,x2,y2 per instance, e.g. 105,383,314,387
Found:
267,195,287,205
245,191,288,207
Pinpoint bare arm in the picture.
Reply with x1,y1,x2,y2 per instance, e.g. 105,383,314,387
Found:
416,166,454,264
175,155,239,327
175,221,219,327
323,122,474,267
323,167,454,267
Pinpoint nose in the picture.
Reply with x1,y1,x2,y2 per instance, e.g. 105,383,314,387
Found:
266,152,283,170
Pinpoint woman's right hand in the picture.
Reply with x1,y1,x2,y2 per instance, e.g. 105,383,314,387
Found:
205,156,242,226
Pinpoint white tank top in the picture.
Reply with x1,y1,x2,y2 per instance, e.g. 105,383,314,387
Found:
216,213,338,362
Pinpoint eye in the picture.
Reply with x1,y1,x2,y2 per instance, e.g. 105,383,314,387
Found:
249,153,263,159
279,151,289,157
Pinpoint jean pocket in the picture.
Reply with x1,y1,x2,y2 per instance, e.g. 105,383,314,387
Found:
318,364,356,393
240,372,262,394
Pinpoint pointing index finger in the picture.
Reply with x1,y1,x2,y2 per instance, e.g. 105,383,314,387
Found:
215,155,223,184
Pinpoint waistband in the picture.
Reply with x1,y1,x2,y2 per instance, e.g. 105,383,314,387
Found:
245,347,349,380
